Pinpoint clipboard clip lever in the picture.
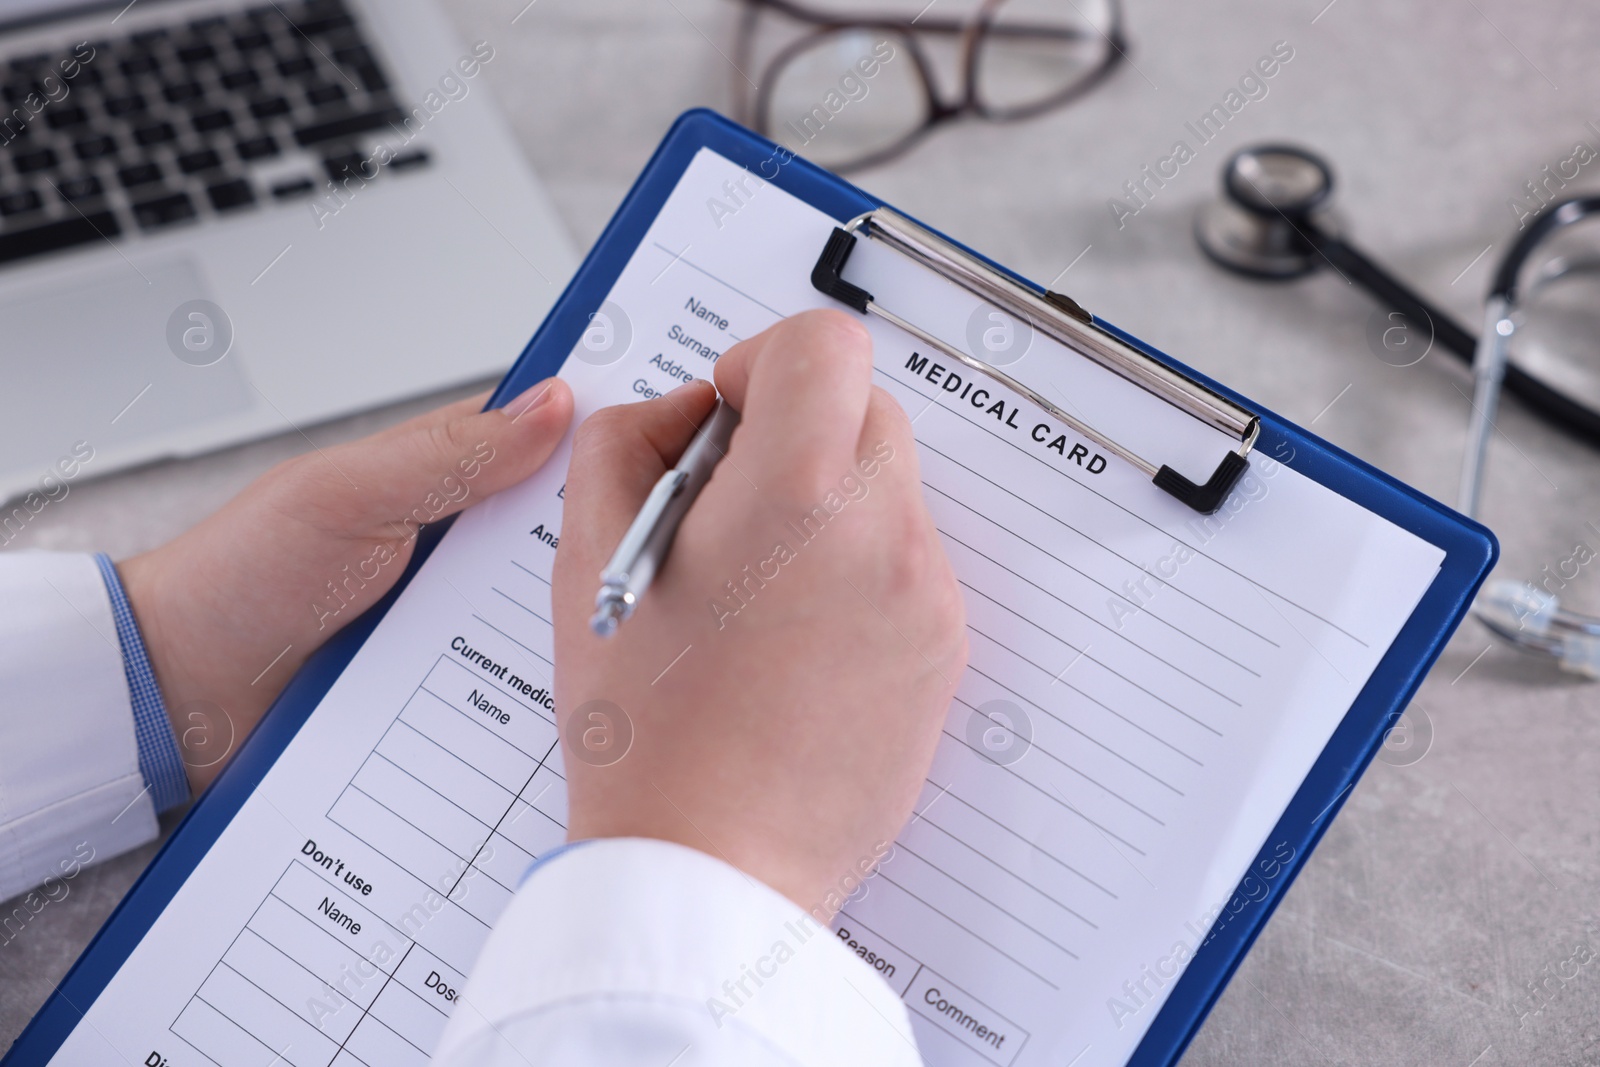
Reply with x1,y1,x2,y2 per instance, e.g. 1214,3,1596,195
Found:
812,210,1260,515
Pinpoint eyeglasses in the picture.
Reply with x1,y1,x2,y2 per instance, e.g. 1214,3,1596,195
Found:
732,0,1127,172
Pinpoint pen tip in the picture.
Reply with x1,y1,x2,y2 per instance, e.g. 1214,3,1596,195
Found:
589,605,621,638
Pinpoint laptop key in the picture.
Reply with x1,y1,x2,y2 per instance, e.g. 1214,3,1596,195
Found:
249,95,291,119
104,92,148,117
352,63,387,93
389,148,430,171
73,134,118,160
164,80,205,104
176,41,218,64
305,83,345,107
44,105,89,129
0,188,43,215
120,54,161,78
134,121,177,146
220,68,261,91
234,31,274,51
132,191,196,229
292,12,354,36
270,177,315,199
57,174,104,202
206,177,255,211
192,108,234,133
276,54,315,78
322,151,366,182
0,210,119,264
8,53,51,73
235,134,280,160
331,44,373,67
293,106,402,147
334,47,389,88
13,147,59,173
117,161,164,188
177,148,222,174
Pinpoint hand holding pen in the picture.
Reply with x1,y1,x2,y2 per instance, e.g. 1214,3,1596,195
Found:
550,310,967,912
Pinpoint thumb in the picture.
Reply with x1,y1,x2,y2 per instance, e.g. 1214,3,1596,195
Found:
326,377,575,532
555,379,717,579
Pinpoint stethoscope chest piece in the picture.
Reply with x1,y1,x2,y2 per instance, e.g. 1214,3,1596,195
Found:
1195,145,1336,279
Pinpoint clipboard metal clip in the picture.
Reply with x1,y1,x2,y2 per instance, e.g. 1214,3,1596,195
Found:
811,208,1260,514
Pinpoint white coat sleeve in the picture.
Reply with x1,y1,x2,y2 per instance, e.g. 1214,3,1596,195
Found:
434,837,925,1067
0,553,179,905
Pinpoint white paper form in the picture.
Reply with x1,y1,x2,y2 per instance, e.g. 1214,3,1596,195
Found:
48,147,1445,1067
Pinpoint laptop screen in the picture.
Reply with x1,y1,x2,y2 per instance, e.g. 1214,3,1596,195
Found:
1,0,132,30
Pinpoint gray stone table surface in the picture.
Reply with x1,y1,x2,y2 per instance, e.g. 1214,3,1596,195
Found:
5,0,1600,1063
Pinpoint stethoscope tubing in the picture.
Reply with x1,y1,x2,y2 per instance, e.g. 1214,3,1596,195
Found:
1202,146,1600,676
1305,224,1600,448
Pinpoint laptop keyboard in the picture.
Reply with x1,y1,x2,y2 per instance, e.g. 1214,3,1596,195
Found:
0,0,430,267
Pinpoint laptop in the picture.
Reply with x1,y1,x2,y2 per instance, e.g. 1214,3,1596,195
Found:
0,0,577,507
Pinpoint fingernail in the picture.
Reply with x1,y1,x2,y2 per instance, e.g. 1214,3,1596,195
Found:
667,379,708,399
506,378,556,421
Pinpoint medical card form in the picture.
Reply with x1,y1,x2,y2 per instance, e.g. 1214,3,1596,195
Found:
45,149,1446,1067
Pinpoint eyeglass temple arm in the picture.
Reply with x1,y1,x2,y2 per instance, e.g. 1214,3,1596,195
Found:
744,0,1107,38
745,0,969,34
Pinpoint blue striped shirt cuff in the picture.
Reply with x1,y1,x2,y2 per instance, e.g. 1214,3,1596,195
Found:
94,553,189,814
518,840,590,888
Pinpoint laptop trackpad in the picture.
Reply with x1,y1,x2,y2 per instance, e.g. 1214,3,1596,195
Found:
1,259,254,497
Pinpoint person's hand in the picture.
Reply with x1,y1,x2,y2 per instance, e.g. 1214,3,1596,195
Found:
120,379,574,794
552,310,967,915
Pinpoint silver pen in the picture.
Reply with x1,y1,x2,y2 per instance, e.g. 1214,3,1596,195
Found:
589,398,742,637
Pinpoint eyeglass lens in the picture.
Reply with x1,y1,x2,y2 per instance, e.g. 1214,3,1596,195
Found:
972,0,1116,116
763,30,930,169
756,0,1118,170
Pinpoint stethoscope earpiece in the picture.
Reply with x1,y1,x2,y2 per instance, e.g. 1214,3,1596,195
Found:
1194,144,1336,279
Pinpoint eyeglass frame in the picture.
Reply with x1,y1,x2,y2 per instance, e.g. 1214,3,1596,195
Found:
732,0,1129,172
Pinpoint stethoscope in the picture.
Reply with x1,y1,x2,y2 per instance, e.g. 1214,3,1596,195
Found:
1196,144,1600,678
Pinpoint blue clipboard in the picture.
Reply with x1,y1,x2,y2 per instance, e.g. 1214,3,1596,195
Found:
6,109,1496,1067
